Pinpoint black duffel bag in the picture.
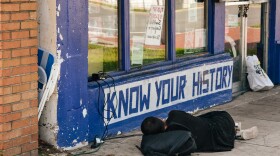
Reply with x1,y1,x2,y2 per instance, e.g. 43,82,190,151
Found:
140,130,197,156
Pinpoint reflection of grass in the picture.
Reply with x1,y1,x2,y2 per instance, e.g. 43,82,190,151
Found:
250,25,260,28
88,44,166,73
88,44,118,74
131,48,165,67
88,44,208,74
176,48,206,57
89,1,117,9
132,8,148,12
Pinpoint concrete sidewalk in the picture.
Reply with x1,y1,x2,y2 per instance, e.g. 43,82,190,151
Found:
70,86,280,156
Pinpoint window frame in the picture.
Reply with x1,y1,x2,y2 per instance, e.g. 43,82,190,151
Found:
89,0,211,74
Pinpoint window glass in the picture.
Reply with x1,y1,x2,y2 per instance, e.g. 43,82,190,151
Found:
88,0,119,75
175,0,207,57
247,4,263,65
225,5,241,83
130,0,166,67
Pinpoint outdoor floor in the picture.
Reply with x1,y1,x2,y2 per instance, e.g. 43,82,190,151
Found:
40,85,280,156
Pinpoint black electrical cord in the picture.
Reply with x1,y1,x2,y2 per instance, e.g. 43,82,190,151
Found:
100,76,119,141
90,73,120,148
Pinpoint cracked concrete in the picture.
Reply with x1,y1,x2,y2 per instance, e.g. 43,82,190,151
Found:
66,86,280,156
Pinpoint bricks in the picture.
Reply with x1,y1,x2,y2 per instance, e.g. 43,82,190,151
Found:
0,1,39,154
29,29,37,37
21,107,37,118
20,2,37,11
12,118,30,129
21,125,38,136
12,48,30,57
21,142,38,153
0,87,12,96
21,38,38,47
0,22,21,31
0,13,10,22
0,4,20,12
0,69,12,77
30,47,37,55
0,76,21,86
0,112,21,122
0,32,11,40
0,50,11,59
21,73,38,82
2,147,22,156
0,105,12,113
11,12,29,21
2,58,21,68
12,101,29,111
11,64,37,76
12,30,30,39
12,83,30,93
31,133,38,142
29,99,37,108
21,90,37,100
21,21,38,29
13,135,31,147
2,94,21,104
20,56,37,65
0,40,21,50
29,12,37,20
0,123,12,132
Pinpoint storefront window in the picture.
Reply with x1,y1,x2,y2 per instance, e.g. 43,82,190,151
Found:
175,0,207,57
247,4,262,62
88,0,119,75
225,5,241,83
130,0,166,67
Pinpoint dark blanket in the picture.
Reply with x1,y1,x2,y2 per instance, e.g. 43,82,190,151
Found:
166,110,236,152
141,130,197,156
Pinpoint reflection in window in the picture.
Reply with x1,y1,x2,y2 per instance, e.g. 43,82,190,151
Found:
175,0,206,57
247,4,262,62
130,0,166,67
225,6,241,83
88,0,118,75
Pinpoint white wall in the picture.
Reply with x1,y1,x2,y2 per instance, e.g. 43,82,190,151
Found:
38,0,58,147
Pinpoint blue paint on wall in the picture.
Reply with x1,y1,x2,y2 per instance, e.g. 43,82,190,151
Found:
167,0,175,62
208,1,225,54
120,0,131,71
275,0,280,42
87,54,233,141
56,0,89,147
214,3,225,54
268,0,280,84
106,89,232,137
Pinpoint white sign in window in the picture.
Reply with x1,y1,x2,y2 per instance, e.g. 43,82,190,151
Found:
144,5,165,46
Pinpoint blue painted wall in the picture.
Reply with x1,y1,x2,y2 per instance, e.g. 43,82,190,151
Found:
56,0,89,147
208,1,225,54
87,54,233,140
55,0,280,148
268,0,280,84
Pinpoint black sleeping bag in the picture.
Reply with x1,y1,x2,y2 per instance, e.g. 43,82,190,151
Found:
140,130,197,156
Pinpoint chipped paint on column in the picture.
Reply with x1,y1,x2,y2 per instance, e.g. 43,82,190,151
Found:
56,0,89,149
38,0,59,147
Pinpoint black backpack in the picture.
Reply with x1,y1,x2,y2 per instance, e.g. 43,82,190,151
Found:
140,130,197,156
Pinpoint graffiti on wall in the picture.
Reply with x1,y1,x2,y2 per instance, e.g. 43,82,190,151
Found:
104,61,233,124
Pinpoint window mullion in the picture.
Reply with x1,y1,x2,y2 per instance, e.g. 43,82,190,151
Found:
167,0,176,62
119,0,131,71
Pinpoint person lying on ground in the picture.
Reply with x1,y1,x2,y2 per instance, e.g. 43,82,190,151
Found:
141,110,258,152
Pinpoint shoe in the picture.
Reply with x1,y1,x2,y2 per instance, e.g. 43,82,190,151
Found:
235,122,242,132
240,126,258,140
